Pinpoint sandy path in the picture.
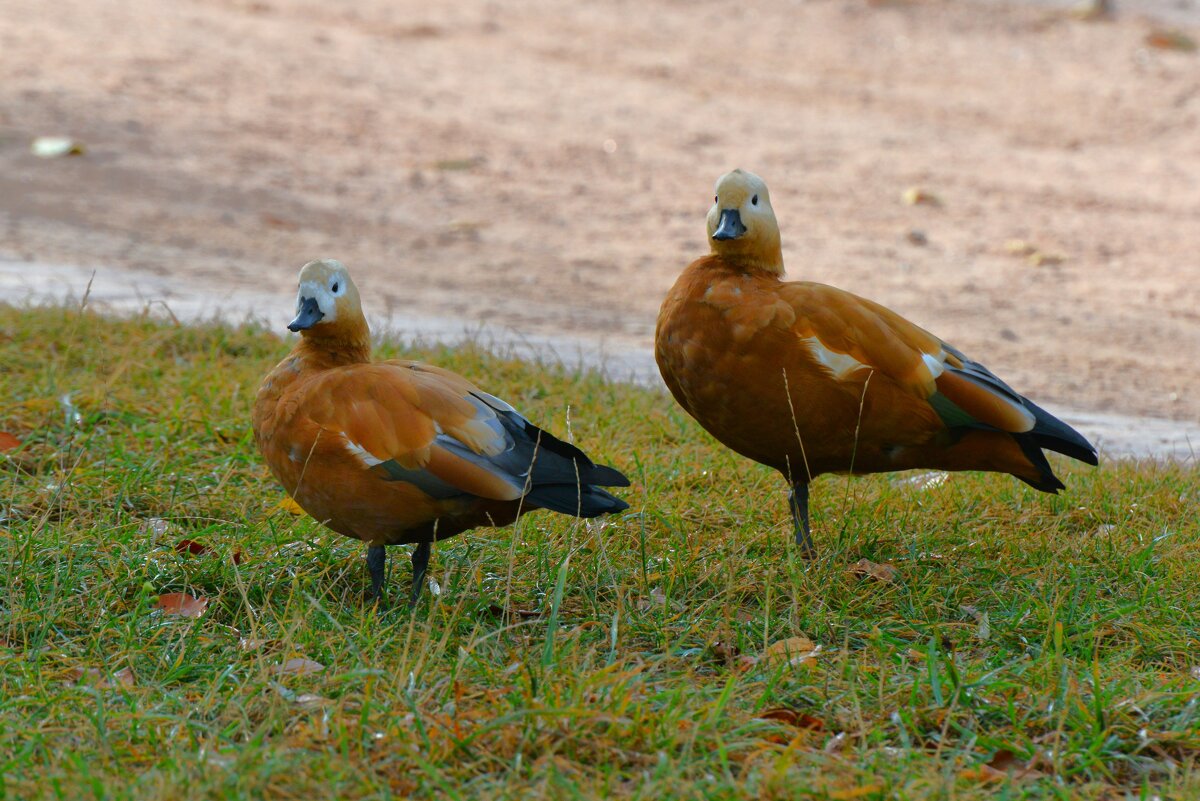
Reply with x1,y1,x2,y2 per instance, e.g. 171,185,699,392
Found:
1,0,1198,426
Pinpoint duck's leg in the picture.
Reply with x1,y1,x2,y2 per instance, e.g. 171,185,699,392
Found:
788,482,816,557
367,545,388,605
409,541,432,607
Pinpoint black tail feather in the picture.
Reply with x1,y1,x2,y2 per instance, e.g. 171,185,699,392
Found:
470,406,631,517
1014,433,1067,494
525,483,630,517
1024,398,1099,466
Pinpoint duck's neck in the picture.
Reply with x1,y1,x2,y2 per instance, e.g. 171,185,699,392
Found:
711,235,784,276
295,319,372,367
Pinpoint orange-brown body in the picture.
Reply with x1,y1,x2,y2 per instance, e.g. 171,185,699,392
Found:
656,170,1096,550
656,256,1048,484
254,348,528,547
252,259,629,602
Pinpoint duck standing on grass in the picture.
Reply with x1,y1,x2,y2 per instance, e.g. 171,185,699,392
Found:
655,170,1098,554
253,259,630,606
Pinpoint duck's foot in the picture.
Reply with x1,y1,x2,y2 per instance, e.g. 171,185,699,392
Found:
366,545,388,608
409,541,431,608
788,482,817,559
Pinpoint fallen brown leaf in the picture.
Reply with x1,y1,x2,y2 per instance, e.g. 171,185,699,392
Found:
761,635,819,667
0,432,21,452
277,496,306,515
961,749,1046,782
273,657,325,676
710,639,741,666
72,666,136,689
175,539,209,556
154,592,209,618
758,707,825,730
850,558,901,585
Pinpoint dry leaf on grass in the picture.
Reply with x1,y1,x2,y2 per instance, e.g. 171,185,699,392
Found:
293,693,330,708
273,657,325,676
239,637,270,651
72,666,135,689
959,749,1046,782
850,559,901,585
144,517,170,536
758,707,825,730
0,432,21,452
154,592,209,618
277,496,306,515
270,681,331,707
709,640,758,671
481,603,541,621
761,635,819,668
638,585,668,612
710,639,741,665
174,539,244,564
175,539,209,556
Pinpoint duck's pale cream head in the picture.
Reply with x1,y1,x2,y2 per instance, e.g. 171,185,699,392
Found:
288,258,364,335
706,169,783,274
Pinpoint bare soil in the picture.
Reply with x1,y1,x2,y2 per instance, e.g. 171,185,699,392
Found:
1,0,1198,422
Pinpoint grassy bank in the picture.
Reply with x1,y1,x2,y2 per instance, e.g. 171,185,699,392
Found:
1,305,1197,800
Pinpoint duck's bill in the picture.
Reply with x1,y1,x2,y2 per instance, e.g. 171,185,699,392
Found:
288,296,324,331
712,208,747,241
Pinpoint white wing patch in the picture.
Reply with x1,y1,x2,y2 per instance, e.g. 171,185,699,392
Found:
922,352,946,380
343,437,384,468
802,336,868,380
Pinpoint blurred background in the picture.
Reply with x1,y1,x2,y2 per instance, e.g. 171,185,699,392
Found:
1,0,1197,437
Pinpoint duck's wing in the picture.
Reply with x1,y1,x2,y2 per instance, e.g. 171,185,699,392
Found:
305,361,629,508
391,361,631,501
777,283,1096,462
300,362,525,502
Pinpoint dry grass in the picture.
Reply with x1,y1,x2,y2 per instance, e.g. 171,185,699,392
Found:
1,304,1197,800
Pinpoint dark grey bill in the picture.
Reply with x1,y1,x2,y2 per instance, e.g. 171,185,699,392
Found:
287,296,324,331
712,208,747,241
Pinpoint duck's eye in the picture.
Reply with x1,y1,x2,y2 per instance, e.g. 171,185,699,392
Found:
714,195,718,204
331,281,340,294
751,194,759,206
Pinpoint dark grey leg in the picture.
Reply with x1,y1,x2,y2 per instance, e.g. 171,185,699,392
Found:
788,482,815,557
367,545,387,604
409,541,432,607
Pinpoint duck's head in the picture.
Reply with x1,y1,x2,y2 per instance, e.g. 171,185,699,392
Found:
287,258,367,343
706,169,783,274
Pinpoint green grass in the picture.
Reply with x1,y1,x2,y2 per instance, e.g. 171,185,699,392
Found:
1,304,1197,800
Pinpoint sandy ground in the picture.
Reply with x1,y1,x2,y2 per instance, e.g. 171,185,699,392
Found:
1,0,1198,436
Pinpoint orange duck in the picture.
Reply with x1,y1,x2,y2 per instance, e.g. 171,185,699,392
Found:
253,259,630,605
655,170,1098,554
